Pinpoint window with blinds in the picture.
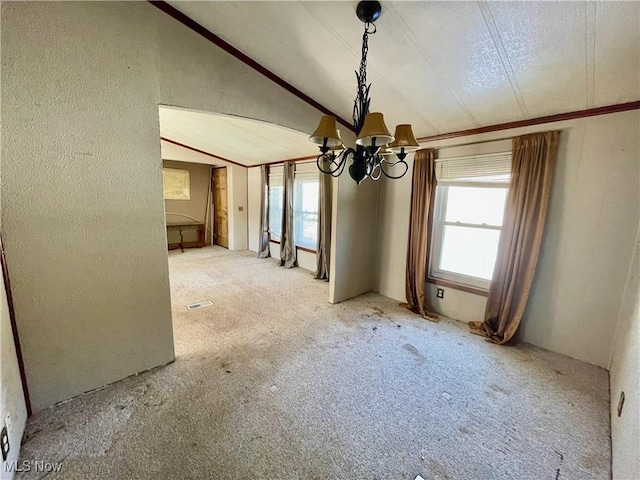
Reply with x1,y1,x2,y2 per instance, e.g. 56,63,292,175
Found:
435,152,511,184
430,152,512,290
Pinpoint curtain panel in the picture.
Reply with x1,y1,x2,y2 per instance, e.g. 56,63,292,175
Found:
471,131,560,344
314,162,332,280
279,162,297,268
405,149,439,322
258,164,270,258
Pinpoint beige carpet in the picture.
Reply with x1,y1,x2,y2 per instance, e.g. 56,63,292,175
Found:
17,246,610,479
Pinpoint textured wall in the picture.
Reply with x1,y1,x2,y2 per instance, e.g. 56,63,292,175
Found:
374,110,640,368
0,1,333,411
1,1,174,412
609,229,639,480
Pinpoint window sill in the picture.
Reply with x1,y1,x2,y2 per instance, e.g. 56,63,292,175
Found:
426,276,489,297
268,238,317,255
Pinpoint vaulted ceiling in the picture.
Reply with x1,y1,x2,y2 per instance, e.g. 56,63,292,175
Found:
166,1,639,139
159,106,315,166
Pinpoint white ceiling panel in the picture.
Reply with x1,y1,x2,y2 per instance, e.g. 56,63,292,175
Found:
387,1,525,127
166,1,639,137
159,106,316,166
486,1,589,116
593,1,640,106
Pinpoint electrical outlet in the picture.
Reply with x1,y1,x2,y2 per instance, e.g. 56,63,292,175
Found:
1,425,9,462
436,288,444,299
617,391,625,417
238,206,244,212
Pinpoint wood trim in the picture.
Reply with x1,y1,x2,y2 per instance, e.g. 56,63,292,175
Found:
0,232,32,416
163,137,317,170
417,101,640,143
262,155,318,167
149,1,354,132
161,137,247,168
427,276,489,298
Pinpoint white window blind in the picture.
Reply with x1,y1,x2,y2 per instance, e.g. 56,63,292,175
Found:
436,152,512,184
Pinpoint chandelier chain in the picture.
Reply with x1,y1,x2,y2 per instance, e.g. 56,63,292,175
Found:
352,23,374,135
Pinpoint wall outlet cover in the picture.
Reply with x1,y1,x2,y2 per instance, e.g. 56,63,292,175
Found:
436,288,445,299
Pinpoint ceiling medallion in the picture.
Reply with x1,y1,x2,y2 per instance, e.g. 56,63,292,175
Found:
309,1,419,184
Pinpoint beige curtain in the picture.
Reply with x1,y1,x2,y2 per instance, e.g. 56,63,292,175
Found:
471,131,560,344
279,162,297,268
405,149,439,322
314,165,332,280
258,165,270,258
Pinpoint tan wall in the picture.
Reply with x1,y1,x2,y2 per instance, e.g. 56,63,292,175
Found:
328,130,379,304
164,160,211,244
1,1,326,411
374,109,640,368
610,229,640,479
227,165,248,251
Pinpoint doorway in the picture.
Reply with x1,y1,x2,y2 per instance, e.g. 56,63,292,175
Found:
212,167,229,248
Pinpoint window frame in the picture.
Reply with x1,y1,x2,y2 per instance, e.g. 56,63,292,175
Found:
267,172,283,242
293,171,319,251
429,180,508,292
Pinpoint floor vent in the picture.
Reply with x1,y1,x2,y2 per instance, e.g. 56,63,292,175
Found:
186,300,213,310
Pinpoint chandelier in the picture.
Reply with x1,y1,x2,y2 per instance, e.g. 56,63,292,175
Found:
309,1,419,184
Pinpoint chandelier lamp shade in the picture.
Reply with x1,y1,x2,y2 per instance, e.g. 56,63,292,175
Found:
309,1,420,184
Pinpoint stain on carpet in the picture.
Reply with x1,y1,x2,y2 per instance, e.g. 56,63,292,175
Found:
403,343,426,364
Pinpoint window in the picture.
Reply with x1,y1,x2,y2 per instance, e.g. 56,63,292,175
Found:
268,173,283,239
293,171,319,250
430,153,511,291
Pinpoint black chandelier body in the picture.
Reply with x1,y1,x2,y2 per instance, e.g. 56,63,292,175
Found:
309,1,419,184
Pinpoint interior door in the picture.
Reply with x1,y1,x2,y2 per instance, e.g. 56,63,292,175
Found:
212,167,229,248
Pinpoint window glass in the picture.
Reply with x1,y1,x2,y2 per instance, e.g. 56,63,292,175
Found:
293,174,319,250
268,174,283,238
444,186,507,226
430,182,509,289
439,225,501,280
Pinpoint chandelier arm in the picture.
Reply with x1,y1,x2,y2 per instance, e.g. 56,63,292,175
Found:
332,149,351,177
316,148,355,177
369,159,382,181
381,157,406,167
316,154,336,174
380,159,409,180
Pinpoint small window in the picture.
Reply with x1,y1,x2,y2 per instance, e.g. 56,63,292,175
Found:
162,168,190,200
268,173,283,240
293,171,319,250
429,153,511,290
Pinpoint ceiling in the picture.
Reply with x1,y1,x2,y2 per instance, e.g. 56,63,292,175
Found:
158,106,316,166
166,1,639,139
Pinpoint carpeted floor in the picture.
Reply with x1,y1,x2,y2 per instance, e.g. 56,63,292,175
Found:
16,247,611,479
